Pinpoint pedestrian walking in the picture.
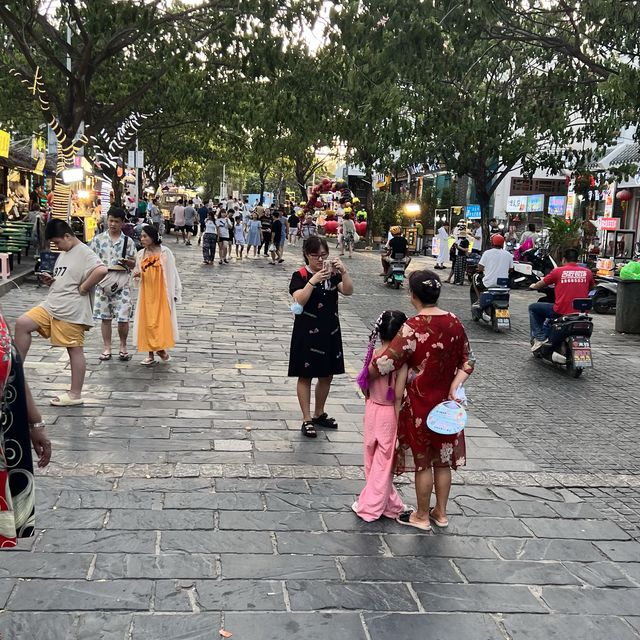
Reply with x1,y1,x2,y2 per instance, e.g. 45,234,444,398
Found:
288,210,299,245
172,199,186,244
132,225,182,366
89,207,137,362
14,219,108,406
298,213,317,241
216,209,232,264
197,202,209,245
448,231,469,285
278,209,288,262
233,216,246,259
353,310,410,522
269,210,283,265
184,200,197,246
246,212,262,257
342,212,357,259
148,198,163,234
0,321,51,547
202,210,218,264
288,236,354,438
435,223,450,269
259,208,272,256
368,270,474,531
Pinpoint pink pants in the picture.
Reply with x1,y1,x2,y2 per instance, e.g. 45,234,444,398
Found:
355,401,405,522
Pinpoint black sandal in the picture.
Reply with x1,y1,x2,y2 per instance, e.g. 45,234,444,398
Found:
301,421,317,438
313,413,338,430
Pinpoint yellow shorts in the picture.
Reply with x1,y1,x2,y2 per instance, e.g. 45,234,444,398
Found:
25,306,88,348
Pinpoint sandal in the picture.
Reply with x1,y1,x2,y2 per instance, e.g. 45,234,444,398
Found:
396,510,431,531
300,421,317,438
140,357,156,367
50,392,84,407
99,352,112,361
156,350,171,362
118,352,132,361
429,508,449,528
312,413,338,430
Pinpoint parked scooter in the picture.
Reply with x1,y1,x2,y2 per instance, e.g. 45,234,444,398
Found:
531,297,594,378
385,255,407,289
590,277,617,314
471,276,511,331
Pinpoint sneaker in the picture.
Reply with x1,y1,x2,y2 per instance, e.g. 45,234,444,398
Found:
351,501,359,514
531,338,549,352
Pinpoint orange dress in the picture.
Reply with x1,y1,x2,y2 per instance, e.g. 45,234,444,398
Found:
137,254,174,352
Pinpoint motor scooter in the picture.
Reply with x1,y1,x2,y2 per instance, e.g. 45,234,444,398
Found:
511,246,557,289
531,297,594,378
385,254,407,289
471,276,511,332
465,251,481,283
590,277,617,314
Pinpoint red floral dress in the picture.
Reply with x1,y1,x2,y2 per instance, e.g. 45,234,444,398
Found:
372,313,474,474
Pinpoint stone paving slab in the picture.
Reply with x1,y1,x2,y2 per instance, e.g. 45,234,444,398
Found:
1,246,640,639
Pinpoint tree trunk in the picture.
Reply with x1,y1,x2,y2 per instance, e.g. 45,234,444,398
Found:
295,162,308,202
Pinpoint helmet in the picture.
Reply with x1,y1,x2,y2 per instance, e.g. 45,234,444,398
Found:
491,234,505,247
390,226,402,236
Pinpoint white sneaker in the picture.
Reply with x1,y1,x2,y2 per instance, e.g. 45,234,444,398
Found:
351,501,359,514
531,338,549,352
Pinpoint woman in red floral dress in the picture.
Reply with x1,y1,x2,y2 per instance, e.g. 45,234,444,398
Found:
369,269,474,531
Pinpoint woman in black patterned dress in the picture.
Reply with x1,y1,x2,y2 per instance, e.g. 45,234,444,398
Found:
288,236,354,438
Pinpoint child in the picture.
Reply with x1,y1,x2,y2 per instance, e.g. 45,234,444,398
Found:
233,216,246,259
352,310,410,522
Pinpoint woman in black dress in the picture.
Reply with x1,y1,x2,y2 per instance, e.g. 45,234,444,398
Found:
289,236,354,437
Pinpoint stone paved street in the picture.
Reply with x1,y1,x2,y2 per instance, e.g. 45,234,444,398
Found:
1,244,640,639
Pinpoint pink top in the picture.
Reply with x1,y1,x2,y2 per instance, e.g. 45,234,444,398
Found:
367,371,396,406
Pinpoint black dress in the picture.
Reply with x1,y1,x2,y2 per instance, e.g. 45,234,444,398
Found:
288,268,345,378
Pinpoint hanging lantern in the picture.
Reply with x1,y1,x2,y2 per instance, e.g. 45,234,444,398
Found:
616,189,632,202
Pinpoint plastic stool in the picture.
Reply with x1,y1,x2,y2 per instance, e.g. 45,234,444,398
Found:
0,253,10,280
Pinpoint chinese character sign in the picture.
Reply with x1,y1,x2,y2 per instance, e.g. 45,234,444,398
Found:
506,196,528,212
465,204,481,219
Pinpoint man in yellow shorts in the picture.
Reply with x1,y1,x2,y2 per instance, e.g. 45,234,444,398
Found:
14,220,107,406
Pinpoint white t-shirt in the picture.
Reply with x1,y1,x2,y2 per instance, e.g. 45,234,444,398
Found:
205,219,217,234
473,226,482,248
42,242,103,326
479,248,513,288
216,217,231,239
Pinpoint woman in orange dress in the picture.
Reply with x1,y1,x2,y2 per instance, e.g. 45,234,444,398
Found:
133,225,182,366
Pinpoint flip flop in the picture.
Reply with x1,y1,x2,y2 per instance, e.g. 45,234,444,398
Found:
429,508,449,528
140,357,156,367
396,510,431,531
99,352,112,361
156,351,171,362
119,352,132,361
50,392,84,407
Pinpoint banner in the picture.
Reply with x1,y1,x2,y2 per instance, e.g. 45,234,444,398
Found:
565,190,576,220
0,130,9,158
465,204,481,219
548,196,566,215
527,194,544,212
506,195,528,213
603,184,615,217
598,217,619,231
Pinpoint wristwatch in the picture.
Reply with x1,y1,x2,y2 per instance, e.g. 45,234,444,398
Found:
29,421,46,430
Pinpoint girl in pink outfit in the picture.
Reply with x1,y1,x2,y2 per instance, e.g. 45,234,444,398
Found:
353,311,409,522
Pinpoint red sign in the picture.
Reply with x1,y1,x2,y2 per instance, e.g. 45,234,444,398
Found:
599,217,619,231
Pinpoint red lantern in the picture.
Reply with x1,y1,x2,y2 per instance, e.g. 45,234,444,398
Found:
616,189,632,202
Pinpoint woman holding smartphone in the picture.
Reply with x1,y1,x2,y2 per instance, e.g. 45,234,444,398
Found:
288,236,354,438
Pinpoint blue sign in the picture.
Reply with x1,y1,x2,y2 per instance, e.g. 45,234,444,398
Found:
527,194,545,213
466,204,481,219
548,196,566,216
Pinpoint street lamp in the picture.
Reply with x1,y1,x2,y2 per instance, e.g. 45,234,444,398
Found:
403,202,421,216
61,167,84,184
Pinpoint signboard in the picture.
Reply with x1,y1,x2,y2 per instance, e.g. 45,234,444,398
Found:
127,150,145,168
34,157,46,176
548,196,566,216
596,257,614,277
604,184,615,217
506,195,528,213
465,204,481,219
565,190,576,220
527,194,545,213
0,130,9,158
598,217,619,231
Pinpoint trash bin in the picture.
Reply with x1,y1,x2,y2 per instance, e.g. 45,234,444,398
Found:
615,280,640,334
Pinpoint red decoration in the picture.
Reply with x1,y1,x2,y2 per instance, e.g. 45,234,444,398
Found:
324,220,339,235
355,221,367,236
616,189,632,202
